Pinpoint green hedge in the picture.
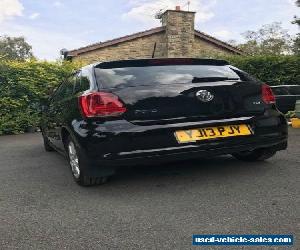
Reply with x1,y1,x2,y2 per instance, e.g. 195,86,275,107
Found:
0,55,299,135
0,60,78,135
225,55,300,86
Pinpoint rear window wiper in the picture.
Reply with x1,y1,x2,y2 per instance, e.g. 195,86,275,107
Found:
192,77,240,83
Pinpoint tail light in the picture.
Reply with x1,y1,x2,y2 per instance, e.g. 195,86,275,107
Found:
79,92,126,118
262,84,276,104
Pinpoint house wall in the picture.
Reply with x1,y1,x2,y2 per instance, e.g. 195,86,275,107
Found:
72,32,166,64
192,36,233,57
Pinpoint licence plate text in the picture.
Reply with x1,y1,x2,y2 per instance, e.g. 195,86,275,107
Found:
175,124,252,143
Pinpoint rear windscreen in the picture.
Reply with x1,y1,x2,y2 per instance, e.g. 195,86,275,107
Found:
94,65,246,88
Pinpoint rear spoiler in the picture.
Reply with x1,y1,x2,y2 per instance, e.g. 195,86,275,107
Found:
95,58,229,69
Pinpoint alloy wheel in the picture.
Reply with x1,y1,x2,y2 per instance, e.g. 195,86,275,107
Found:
68,141,80,179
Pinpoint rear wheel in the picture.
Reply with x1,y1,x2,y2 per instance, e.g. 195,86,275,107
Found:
65,136,108,186
232,148,276,162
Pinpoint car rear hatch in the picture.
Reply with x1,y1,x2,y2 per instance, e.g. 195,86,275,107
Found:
94,59,266,125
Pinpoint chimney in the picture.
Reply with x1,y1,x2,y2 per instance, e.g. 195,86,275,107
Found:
161,8,196,57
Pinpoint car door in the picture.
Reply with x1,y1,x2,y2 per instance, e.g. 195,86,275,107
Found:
46,74,78,150
43,83,66,147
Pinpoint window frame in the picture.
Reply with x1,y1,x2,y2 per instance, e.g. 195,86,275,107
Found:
49,71,79,102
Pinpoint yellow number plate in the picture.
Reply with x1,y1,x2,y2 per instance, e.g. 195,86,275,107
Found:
175,124,252,143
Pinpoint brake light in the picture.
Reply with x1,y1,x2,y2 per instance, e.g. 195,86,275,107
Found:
262,84,275,104
79,92,126,117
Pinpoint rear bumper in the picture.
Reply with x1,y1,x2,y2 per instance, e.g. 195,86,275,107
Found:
71,110,288,169
94,137,287,167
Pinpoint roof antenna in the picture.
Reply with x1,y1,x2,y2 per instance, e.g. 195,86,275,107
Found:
182,1,191,11
155,9,164,20
155,7,168,23
60,48,68,59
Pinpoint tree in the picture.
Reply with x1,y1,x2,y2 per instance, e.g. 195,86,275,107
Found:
238,22,293,55
292,17,300,26
292,0,300,26
292,0,300,54
227,39,238,46
0,36,34,61
293,36,300,55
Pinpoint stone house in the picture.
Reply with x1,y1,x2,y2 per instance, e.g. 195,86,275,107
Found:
67,7,242,63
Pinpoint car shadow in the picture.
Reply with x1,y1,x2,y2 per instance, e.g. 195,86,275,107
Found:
29,137,273,191
102,155,272,188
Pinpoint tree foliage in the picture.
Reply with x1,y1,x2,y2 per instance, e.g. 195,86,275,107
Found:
293,35,300,55
238,22,293,55
0,36,34,61
293,16,300,26
225,55,300,86
292,0,300,54
0,60,78,134
292,0,300,27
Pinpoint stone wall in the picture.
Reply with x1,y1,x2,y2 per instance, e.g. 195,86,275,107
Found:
162,10,195,57
193,36,232,57
73,32,166,64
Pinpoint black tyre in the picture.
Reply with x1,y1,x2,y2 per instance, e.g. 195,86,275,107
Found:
65,136,108,186
43,135,54,152
232,148,276,162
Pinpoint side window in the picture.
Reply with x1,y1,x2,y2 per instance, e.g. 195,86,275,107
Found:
73,71,82,94
52,80,74,102
74,68,91,94
51,83,65,102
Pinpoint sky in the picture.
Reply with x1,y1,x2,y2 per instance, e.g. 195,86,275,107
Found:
0,0,299,60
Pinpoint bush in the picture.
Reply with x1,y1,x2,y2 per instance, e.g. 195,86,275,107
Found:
224,55,300,86
0,60,78,135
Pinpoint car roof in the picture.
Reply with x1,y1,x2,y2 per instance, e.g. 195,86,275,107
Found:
90,58,230,68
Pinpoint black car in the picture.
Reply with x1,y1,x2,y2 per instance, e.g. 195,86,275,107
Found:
271,85,300,114
41,58,288,186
